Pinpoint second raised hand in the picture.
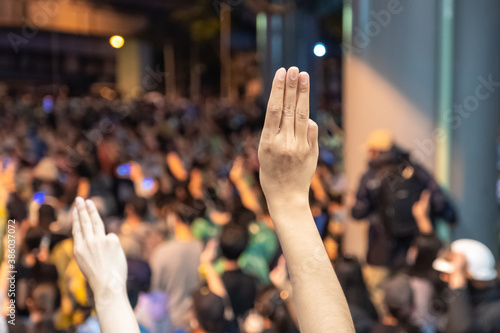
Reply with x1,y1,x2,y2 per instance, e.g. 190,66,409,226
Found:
72,197,140,333
72,197,127,304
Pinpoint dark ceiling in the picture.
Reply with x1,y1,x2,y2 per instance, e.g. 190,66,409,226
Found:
86,0,198,14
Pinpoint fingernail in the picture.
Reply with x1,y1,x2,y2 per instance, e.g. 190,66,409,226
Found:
276,68,286,81
299,72,309,84
289,67,298,80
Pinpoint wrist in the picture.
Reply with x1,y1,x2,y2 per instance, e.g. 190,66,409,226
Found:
199,262,213,271
94,286,129,312
449,272,467,289
266,192,309,212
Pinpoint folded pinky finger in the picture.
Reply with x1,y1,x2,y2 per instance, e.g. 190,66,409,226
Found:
307,119,319,149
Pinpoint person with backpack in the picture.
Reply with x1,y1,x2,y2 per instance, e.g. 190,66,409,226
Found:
350,129,456,316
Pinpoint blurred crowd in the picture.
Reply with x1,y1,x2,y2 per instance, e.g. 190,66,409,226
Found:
0,88,499,333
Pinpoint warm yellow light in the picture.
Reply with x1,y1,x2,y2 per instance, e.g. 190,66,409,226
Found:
110,35,124,49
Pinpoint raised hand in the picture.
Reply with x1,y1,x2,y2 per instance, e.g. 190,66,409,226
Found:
257,68,354,333
200,239,219,265
258,67,318,206
199,239,228,299
72,197,140,333
412,189,433,234
270,255,289,291
73,197,126,299
448,252,468,289
0,159,15,208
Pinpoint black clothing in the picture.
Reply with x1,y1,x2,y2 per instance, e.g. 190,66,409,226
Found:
372,323,421,333
222,269,257,318
351,146,456,267
13,261,59,317
349,305,376,333
446,285,500,333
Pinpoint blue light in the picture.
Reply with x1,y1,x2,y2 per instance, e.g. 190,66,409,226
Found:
2,157,11,169
34,192,46,204
313,43,326,57
43,96,53,113
117,164,131,176
142,178,154,191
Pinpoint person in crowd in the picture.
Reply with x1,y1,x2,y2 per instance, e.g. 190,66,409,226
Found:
193,219,273,332
126,258,164,333
194,239,236,333
12,227,60,323
148,200,204,331
351,130,457,267
70,67,355,333
334,256,378,333
407,190,446,333
119,195,160,261
433,239,500,333
252,285,299,333
219,222,258,320
121,196,149,233
24,283,62,333
372,274,421,333
350,129,456,316
192,288,227,333
37,204,68,252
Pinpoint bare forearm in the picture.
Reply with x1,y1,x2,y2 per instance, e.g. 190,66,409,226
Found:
95,290,140,333
268,197,354,333
414,215,433,234
201,264,227,298
233,179,261,214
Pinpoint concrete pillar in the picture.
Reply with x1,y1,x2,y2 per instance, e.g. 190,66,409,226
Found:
343,0,500,259
116,38,153,98
264,7,319,114
449,0,500,255
343,0,441,260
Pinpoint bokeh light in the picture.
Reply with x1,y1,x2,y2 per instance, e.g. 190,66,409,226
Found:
110,35,125,49
313,42,326,57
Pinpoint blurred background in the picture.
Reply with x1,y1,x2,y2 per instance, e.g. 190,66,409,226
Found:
0,0,500,332
1,0,499,254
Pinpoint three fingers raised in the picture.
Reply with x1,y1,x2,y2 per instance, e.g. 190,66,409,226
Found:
73,197,106,243
262,67,312,142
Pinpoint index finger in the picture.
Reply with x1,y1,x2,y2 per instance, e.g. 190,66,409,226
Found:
262,68,286,137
